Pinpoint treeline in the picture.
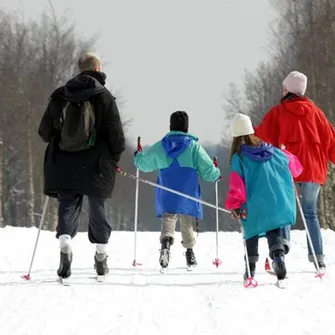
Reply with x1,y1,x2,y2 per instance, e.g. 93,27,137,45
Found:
224,0,335,230
0,7,236,233
1,1,334,234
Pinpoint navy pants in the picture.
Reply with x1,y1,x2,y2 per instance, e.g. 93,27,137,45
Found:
245,228,285,264
56,193,112,244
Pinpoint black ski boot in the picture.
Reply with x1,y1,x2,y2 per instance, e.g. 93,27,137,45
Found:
272,250,287,280
314,260,326,271
185,248,197,267
243,261,256,280
94,252,109,276
159,237,172,268
57,251,73,279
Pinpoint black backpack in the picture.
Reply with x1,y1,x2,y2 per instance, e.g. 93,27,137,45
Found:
59,100,96,152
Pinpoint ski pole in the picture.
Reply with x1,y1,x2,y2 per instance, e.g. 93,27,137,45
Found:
132,136,142,267
240,222,258,288
116,167,231,215
212,157,221,268
22,196,50,280
294,185,324,280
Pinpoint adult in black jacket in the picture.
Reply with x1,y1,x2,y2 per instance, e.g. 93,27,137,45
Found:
38,52,125,279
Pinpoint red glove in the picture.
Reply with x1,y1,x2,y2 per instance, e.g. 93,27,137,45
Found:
231,208,247,220
134,136,142,156
137,136,142,152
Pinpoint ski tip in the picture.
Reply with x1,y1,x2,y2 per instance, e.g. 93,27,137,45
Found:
96,275,106,282
276,279,287,289
187,265,196,272
160,267,168,274
59,277,70,286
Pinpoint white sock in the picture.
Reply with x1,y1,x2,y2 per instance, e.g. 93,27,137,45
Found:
96,243,108,254
59,234,72,254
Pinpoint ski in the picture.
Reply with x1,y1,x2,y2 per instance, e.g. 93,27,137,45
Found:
96,275,106,282
59,277,70,286
186,265,196,272
160,267,168,274
276,279,287,289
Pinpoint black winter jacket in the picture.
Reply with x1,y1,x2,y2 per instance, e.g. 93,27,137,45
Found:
38,71,125,198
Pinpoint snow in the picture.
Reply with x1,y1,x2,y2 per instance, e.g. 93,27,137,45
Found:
0,226,335,335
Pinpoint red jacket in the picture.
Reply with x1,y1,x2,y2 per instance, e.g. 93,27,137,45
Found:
255,96,335,185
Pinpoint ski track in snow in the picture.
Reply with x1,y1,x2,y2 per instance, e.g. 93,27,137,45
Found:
0,227,335,335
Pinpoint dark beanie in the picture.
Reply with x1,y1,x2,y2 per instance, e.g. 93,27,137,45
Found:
170,111,189,132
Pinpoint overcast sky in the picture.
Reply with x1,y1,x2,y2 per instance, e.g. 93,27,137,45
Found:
1,0,275,146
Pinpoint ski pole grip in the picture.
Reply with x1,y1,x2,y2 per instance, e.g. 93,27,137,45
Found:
213,157,218,167
137,136,142,152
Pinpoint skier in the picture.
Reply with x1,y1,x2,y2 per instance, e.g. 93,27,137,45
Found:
134,111,221,269
225,113,303,281
255,71,335,270
38,52,125,279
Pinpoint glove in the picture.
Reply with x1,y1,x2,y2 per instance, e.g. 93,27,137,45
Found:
231,208,247,220
134,136,143,156
215,176,222,182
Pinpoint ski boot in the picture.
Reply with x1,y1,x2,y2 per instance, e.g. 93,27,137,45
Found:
272,250,287,280
243,261,256,281
159,237,172,268
185,248,197,268
314,260,326,272
94,252,109,276
57,251,73,279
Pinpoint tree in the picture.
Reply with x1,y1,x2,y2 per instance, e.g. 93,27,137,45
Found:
0,6,96,229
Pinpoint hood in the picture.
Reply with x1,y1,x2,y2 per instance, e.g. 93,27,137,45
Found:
281,94,315,117
55,71,107,102
241,143,274,162
161,131,198,159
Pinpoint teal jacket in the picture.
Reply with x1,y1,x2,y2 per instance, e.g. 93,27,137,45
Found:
134,131,221,218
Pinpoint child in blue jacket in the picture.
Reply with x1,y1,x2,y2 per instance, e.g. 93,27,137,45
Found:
134,111,221,269
225,113,302,281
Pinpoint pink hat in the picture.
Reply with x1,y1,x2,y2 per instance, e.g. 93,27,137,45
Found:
282,71,307,95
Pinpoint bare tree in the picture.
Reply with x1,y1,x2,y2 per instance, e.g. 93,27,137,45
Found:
0,7,96,229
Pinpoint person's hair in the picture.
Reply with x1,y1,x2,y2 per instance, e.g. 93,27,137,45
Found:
78,52,101,72
229,134,262,163
281,92,296,102
170,111,189,132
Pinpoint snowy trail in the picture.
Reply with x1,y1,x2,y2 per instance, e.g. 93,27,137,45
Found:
0,227,335,335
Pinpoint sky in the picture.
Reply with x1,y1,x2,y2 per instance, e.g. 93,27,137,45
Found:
1,0,276,146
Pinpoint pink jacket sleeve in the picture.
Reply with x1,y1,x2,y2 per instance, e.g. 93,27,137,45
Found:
282,148,303,178
225,171,247,210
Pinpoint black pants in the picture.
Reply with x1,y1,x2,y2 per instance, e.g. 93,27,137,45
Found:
56,193,112,244
245,228,285,264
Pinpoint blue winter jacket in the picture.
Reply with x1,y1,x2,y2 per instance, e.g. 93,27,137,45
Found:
134,131,221,218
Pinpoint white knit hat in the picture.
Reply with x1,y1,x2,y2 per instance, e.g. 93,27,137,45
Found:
282,71,307,95
231,113,254,137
